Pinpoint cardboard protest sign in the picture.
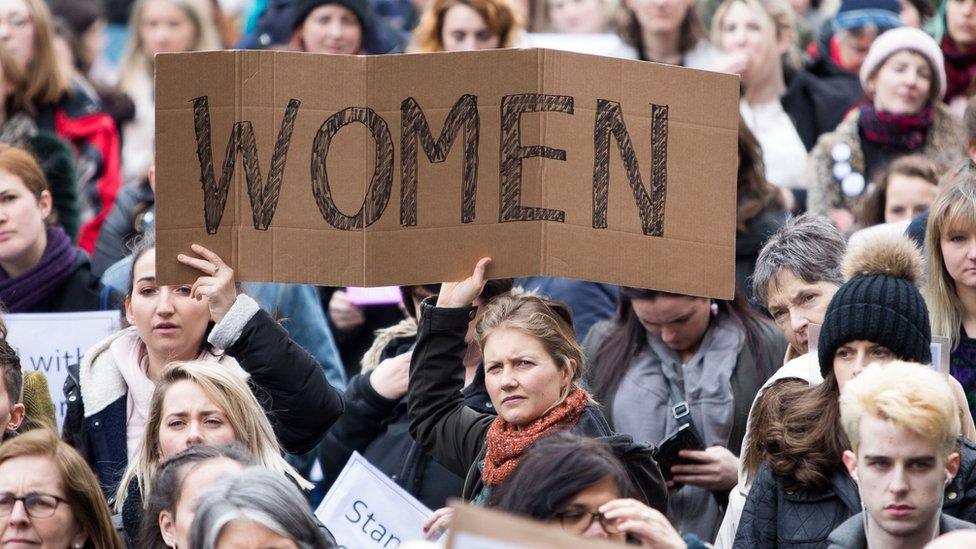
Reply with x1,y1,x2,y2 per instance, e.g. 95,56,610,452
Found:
316,452,432,548
4,312,120,428
447,502,621,548
156,49,738,298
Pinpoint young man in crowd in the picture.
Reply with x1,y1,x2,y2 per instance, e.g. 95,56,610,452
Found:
830,362,976,549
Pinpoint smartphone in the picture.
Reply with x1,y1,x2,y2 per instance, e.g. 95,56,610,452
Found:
657,423,705,489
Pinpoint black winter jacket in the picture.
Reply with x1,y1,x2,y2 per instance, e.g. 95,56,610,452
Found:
63,298,344,498
781,67,858,152
407,300,668,511
733,438,976,548
319,330,495,509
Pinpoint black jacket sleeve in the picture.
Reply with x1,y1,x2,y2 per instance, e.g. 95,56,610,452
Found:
318,371,399,482
407,300,494,479
224,309,345,454
733,461,780,548
91,182,153,276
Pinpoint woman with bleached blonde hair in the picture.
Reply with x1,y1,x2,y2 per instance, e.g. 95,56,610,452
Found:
113,360,310,541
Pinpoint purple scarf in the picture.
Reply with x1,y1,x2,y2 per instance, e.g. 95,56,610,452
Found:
0,226,77,312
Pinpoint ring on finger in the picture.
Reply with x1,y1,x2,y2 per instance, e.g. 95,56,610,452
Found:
212,264,220,275
640,510,652,522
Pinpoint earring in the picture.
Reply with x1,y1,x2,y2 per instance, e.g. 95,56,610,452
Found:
710,302,719,317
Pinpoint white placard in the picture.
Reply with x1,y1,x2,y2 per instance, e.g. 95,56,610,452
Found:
316,451,433,549
5,311,121,429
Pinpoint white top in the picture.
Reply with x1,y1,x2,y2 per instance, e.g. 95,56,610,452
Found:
740,99,809,189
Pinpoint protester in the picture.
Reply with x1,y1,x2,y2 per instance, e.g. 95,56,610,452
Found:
320,280,511,510
410,0,521,51
408,259,667,539
0,428,124,549
855,155,940,228
62,237,343,499
827,362,976,549
0,47,81,241
712,0,824,190
0,0,122,253
542,0,617,33
734,232,976,548
117,0,220,188
291,0,400,54
808,26,964,232
584,283,783,540
0,144,101,313
114,360,320,542
491,431,707,547
189,467,333,549
141,445,252,548
618,0,717,66
804,0,901,110
938,0,976,113
925,172,976,424
734,122,788,301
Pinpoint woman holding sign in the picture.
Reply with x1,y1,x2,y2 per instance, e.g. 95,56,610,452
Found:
408,259,667,539
584,287,784,541
62,237,344,504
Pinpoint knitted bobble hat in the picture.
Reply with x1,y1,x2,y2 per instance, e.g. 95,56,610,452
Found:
817,232,931,377
292,0,369,31
859,26,947,101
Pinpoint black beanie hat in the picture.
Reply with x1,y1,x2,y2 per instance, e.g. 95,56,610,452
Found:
292,0,369,31
818,233,931,376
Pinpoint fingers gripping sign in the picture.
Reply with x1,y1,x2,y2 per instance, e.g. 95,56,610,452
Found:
437,257,492,308
177,243,237,323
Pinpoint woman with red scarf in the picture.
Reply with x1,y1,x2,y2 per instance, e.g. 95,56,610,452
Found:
808,27,964,232
407,258,667,540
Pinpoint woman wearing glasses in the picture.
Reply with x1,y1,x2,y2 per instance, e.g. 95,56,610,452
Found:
491,431,704,547
0,428,123,548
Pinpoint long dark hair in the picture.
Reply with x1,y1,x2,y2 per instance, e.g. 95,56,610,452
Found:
590,288,777,403
488,430,637,519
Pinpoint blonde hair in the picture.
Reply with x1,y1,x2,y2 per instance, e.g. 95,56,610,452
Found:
710,0,801,70
474,289,585,395
840,361,961,458
17,0,71,106
410,0,522,52
925,174,976,349
118,0,220,94
114,361,310,511
0,429,125,549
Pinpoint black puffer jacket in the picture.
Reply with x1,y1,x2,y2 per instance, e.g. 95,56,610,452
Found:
319,321,495,509
733,437,976,548
407,300,668,511
92,181,154,276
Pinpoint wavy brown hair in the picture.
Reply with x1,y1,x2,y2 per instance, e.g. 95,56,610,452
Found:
737,120,786,232
763,375,850,491
410,0,521,52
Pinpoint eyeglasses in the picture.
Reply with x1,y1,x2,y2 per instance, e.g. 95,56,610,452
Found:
554,507,621,535
0,493,69,518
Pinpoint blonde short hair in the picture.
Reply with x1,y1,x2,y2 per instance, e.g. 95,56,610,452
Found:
840,361,960,458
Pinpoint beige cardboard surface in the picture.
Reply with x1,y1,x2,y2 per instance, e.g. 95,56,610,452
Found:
156,49,738,297
446,502,621,548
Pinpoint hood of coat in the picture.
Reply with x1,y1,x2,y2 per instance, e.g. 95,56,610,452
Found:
79,326,243,418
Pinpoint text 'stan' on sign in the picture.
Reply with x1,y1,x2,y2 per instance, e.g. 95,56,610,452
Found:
155,48,739,298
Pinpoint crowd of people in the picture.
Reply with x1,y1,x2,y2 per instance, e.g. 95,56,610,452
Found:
0,0,972,547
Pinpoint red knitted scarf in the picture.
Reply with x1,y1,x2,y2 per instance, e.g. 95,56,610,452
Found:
481,387,590,487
